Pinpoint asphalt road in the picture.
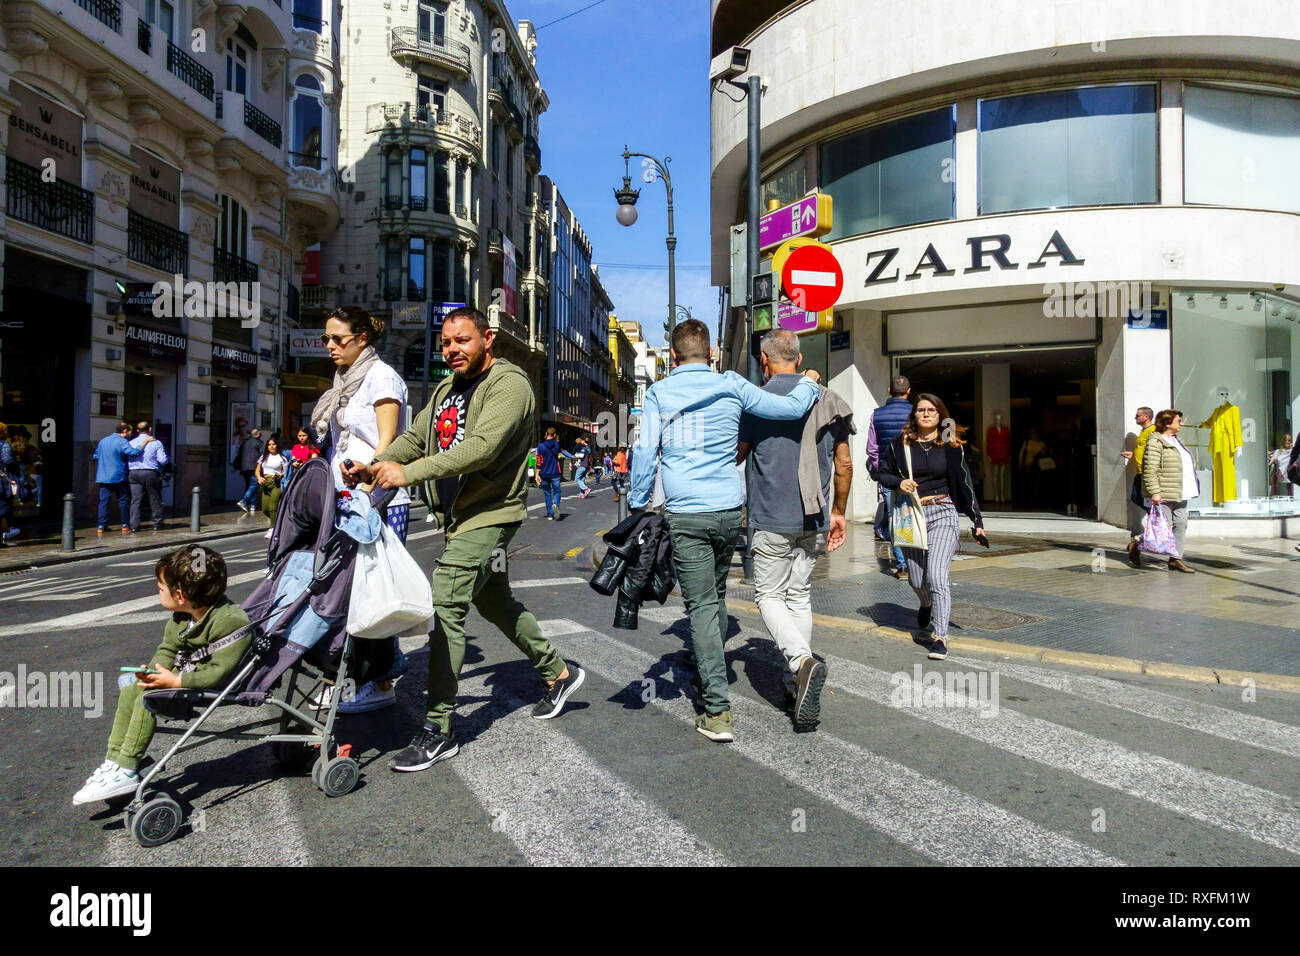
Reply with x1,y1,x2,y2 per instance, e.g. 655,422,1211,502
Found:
2,481,1298,866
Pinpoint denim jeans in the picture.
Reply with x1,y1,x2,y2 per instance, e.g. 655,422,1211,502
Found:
542,475,562,515
882,487,907,570
97,481,130,530
575,465,589,493
664,508,743,715
238,471,259,507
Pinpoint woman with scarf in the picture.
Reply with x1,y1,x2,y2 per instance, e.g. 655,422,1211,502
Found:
312,305,410,714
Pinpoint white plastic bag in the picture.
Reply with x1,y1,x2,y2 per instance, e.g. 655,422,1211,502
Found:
347,523,434,639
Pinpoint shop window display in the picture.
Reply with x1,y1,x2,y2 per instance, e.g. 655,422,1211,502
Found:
1171,290,1300,517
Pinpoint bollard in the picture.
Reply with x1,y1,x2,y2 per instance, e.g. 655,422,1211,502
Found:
61,493,76,552
191,486,201,533
616,492,628,524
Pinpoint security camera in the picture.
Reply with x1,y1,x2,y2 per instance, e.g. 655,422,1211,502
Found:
710,46,751,83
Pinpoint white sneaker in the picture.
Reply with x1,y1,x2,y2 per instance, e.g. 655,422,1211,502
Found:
72,764,139,805
337,681,397,714
236,501,251,514
264,529,273,539
308,684,333,709
3,527,18,539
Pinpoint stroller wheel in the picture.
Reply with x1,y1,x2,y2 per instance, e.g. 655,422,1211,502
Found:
318,756,359,797
271,741,313,770
129,794,183,848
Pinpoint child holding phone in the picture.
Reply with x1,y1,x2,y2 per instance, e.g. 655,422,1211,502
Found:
73,546,250,804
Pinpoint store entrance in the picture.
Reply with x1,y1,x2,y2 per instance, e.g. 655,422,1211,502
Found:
896,347,1097,517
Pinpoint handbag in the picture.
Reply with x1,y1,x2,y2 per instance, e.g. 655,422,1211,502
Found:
1138,504,1179,557
346,523,435,639
890,442,929,551
1037,456,1057,471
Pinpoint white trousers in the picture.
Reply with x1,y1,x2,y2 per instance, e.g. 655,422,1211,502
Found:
752,529,823,688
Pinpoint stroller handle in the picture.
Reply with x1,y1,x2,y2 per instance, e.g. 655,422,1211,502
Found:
342,458,400,515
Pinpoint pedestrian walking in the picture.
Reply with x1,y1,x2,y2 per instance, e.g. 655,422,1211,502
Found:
602,452,613,484
877,394,988,661
232,428,265,514
313,305,412,714
255,436,290,528
536,426,573,519
735,330,854,729
93,422,156,536
629,318,822,743
289,426,321,481
0,423,19,546
347,307,585,771
1017,428,1047,506
612,447,629,500
866,375,913,578
1268,434,1293,497
573,436,594,498
1122,406,1156,567
127,420,169,532
1140,409,1199,574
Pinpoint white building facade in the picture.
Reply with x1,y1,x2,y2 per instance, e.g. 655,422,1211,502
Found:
712,0,1300,537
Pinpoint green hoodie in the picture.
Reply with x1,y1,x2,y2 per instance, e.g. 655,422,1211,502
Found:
374,358,533,537
153,596,251,690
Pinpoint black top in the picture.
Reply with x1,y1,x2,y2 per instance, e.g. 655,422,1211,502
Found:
901,440,950,498
878,436,984,531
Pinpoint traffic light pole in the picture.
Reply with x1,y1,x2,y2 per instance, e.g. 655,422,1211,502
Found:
742,72,761,583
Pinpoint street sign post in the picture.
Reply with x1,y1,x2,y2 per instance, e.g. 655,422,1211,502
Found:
780,244,843,313
751,270,775,332
758,192,833,251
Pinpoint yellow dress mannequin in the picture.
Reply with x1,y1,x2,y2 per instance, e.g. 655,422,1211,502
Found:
1198,403,1243,504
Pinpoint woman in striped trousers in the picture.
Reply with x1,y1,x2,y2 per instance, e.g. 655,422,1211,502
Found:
878,394,988,660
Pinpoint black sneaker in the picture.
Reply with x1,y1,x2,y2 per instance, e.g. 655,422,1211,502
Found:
532,663,585,719
927,638,948,661
918,605,932,629
794,657,828,729
389,724,458,772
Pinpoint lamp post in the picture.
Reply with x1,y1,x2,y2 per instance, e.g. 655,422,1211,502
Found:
614,146,677,343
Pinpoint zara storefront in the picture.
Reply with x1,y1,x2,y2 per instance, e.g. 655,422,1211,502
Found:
711,0,1300,536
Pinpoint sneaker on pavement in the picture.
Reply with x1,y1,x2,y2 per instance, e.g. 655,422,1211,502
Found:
893,566,909,579
532,663,585,719
72,763,139,804
928,638,949,661
263,529,273,539
793,656,828,729
236,500,251,514
308,684,333,710
389,725,458,772
3,527,19,539
338,680,397,714
695,710,734,742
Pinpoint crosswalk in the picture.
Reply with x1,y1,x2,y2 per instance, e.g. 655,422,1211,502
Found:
80,599,1300,866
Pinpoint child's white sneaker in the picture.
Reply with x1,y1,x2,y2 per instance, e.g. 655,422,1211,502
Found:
72,763,139,805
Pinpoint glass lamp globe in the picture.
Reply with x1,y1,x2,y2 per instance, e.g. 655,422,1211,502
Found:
616,204,638,227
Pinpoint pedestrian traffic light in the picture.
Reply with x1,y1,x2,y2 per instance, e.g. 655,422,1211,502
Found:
751,269,774,332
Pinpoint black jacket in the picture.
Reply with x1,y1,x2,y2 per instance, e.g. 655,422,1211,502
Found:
589,512,675,629
878,436,984,531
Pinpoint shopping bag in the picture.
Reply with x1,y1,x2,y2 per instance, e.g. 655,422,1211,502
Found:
347,523,434,639
1138,504,1179,557
890,442,928,550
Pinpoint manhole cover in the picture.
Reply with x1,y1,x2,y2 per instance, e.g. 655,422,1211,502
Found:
858,602,1044,632
1225,594,1293,607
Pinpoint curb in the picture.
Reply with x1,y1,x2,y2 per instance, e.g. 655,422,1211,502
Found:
729,604,1300,695
575,528,609,573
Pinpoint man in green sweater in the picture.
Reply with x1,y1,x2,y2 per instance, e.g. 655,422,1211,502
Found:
344,308,584,772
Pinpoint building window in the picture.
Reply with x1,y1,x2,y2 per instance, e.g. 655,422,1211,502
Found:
217,195,248,258
410,148,427,209
145,0,175,42
434,149,450,214
820,107,954,239
417,74,446,121
408,237,426,300
290,75,324,168
505,143,514,191
293,0,322,32
453,248,467,303
1184,84,1300,214
385,237,402,297
225,36,250,96
979,84,1157,214
761,155,805,210
454,158,466,213
431,240,450,303
418,1,446,44
384,148,403,209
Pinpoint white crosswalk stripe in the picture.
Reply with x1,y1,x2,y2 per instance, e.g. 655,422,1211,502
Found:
555,625,1122,866
947,653,1300,760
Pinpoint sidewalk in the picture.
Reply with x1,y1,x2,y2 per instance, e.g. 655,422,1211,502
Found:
725,523,1300,689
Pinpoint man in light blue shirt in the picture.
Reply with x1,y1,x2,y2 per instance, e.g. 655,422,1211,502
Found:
628,319,820,743
93,422,154,534
128,420,170,531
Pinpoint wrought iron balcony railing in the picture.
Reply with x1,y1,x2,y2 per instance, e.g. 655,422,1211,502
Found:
167,40,214,99
128,209,189,275
389,27,471,74
214,247,259,285
289,151,324,169
243,100,282,148
5,158,95,244
525,134,541,166
365,103,480,145
137,17,151,54
77,0,121,31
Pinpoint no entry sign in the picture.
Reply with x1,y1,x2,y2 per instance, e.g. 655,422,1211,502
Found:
781,244,843,312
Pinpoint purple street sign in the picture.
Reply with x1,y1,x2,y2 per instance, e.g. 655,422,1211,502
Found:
776,299,821,334
759,195,820,250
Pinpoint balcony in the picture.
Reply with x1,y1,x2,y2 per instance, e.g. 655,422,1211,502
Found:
5,158,94,244
488,228,503,256
128,209,189,275
213,248,259,285
506,103,524,141
487,78,508,116
137,16,151,54
216,92,283,149
365,103,480,153
389,27,471,77
76,0,121,31
525,134,541,169
167,40,214,99
289,151,323,169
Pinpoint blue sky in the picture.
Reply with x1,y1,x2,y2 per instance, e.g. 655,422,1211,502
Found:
509,0,714,349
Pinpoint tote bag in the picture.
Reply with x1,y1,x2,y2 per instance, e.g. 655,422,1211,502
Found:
347,523,435,639
1138,504,1179,557
890,443,929,551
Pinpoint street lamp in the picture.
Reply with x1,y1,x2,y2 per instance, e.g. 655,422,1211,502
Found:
614,146,677,341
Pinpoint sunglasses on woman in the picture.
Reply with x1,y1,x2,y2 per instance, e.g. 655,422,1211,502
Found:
319,333,358,347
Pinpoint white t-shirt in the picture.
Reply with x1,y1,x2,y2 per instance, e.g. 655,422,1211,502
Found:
328,360,410,506
260,453,286,478
1174,439,1199,502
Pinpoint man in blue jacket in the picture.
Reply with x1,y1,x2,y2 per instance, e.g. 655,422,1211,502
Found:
535,427,574,520
866,376,913,577
629,319,821,744
93,422,156,535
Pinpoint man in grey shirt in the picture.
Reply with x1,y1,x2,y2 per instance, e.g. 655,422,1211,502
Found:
737,330,854,730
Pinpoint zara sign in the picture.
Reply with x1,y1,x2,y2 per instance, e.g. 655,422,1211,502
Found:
863,230,1085,286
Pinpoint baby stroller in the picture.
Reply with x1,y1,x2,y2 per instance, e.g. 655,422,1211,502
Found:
124,457,391,847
